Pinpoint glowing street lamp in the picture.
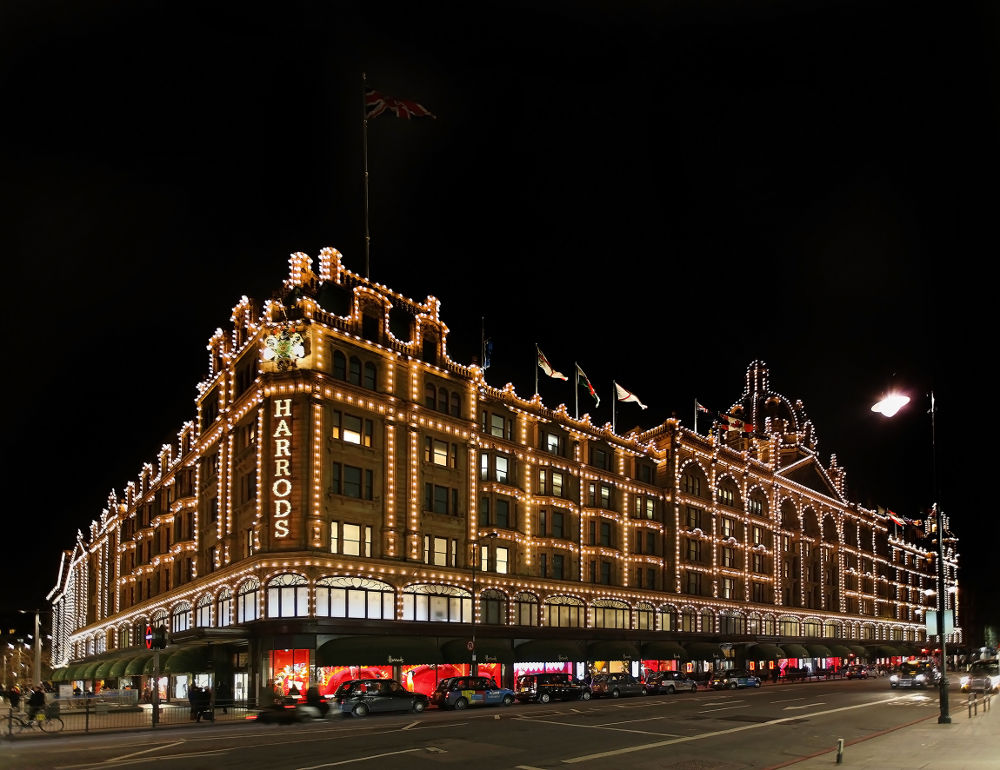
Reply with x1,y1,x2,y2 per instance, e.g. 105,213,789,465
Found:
872,389,951,724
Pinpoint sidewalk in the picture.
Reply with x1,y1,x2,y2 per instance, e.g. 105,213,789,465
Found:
780,693,996,769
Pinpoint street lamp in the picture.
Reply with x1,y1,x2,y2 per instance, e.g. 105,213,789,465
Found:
872,389,951,724
471,531,498,675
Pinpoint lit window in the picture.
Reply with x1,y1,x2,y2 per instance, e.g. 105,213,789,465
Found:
496,546,509,574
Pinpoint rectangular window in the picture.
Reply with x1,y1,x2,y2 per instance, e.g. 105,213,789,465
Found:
590,446,610,470
687,539,702,561
722,546,735,567
599,521,612,547
480,453,489,480
539,553,547,577
646,531,655,554
600,484,612,508
636,462,653,483
538,508,547,535
479,496,490,527
753,525,764,545
551,471,563,497
686,571,702,595
722,577,736,599
425,483,453,514
330,522,339,553
551,511,564,539
496,498,510,529
490,413,506,438
543,431,562,455
752,552,765,573
600,561,612,585
428,438,451,466
496,546,509,574
553,554,565,580
687,506,701,530
721,517,735,537
752,582,765,602
496,455,509,483
647,568,656,589
343,523,361,556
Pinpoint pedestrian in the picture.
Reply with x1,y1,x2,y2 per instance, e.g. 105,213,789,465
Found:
771,667,779,684
8,686,21,712
216,680,230,714
27,685,46,720
188,685,201,720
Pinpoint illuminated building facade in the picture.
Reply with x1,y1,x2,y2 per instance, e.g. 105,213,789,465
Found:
48,247,960,703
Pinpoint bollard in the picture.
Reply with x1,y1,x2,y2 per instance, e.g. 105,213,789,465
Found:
836,738,844,764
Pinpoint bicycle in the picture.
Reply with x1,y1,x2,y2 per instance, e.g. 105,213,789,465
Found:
7,708,64,734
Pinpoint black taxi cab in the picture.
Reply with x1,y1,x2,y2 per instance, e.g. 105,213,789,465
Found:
430,676,516,709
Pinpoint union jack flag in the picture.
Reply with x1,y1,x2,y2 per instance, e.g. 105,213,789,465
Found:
365,88,436,120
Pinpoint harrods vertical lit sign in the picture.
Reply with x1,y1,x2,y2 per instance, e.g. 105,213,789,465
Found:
271,397,293,538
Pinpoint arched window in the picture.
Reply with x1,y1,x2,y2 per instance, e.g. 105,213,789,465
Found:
803,619,822,637
267,573,309,618
747,612,762,635
402,584,469,623
592,598,629,629
425,383,436,408
217,588,232,627
195,595,212,627
545,595,584,628
680,607,697,632
719,610,745,635
437,387,448,412
481,589,506,625
237,578,260,622
315,577,394,619
514,592,538,626
133,620,146,647
171,602,192,633
363,361,377,390
699,608,714,633
333,350,347,380
635,602,654,630
348,356,362,385
658,604,677,631
779,616,800,636
450,392,461,417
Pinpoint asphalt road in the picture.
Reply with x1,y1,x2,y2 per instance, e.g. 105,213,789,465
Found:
0,678,951,770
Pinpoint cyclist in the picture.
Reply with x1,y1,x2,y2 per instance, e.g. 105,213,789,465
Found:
27,685,46,720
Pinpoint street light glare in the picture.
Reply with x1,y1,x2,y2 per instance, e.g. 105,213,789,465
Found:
871,393,911,417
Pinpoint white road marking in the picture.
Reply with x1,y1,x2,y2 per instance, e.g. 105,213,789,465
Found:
103,742,186,763
561,695,903,764
783,702,826,710
296,748,423,768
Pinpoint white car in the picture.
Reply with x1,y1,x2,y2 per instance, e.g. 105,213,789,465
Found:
960,659,1000,693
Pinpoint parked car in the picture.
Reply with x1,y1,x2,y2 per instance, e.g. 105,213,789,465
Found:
589,673,646,698
960,659,1000,693
889,662,941,689
515,673,591,703
333,678,429,717
709,669,761,690
844,664,871,679
430,676,516,709
644,670,699,694
254,702,324,723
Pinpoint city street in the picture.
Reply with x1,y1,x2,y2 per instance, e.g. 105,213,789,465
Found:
0,678,966,769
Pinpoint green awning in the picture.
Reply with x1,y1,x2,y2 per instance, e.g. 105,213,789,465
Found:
80,662,102,679
746,643,784,661
61,665,81,681
514,639,584,664
779,643,809,659
827,644,853,659
684,642,724,660
641,640,688,661
164,646,212,674
316,635,443,667
124,654,153,676
805,643,833,658
94,659,116,679
848,644,869,659
109,656,137,678
50,667,69,681
587,640,641,662
144,652,173,674
440,638,513,665
866,644,900,658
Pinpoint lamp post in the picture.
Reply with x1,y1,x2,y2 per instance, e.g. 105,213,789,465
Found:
872,388,950,724
471,531,498,675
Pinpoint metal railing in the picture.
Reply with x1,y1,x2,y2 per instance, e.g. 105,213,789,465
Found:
966,691,992,718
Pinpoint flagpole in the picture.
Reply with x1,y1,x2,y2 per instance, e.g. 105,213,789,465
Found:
694,400,698,434
361,72,371,279
534,344,539,396
575,362,581,419
613,381,619,433
481,317,485,368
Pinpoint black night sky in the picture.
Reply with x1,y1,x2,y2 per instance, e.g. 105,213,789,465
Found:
2,2,995,642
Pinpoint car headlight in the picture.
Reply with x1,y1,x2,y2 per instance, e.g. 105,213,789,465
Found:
960,676,971,686
889,675,899,683
915,674,926,682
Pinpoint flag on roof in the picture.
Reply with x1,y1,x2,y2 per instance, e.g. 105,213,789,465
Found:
615,382,647,409
577,364,600,407
887,510,907,527
365,88,436,120
695,401,712,414
483,338,493,369
722,414,753,433
536,345,568,380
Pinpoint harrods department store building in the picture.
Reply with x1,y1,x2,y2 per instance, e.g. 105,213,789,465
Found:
48,247,961,704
